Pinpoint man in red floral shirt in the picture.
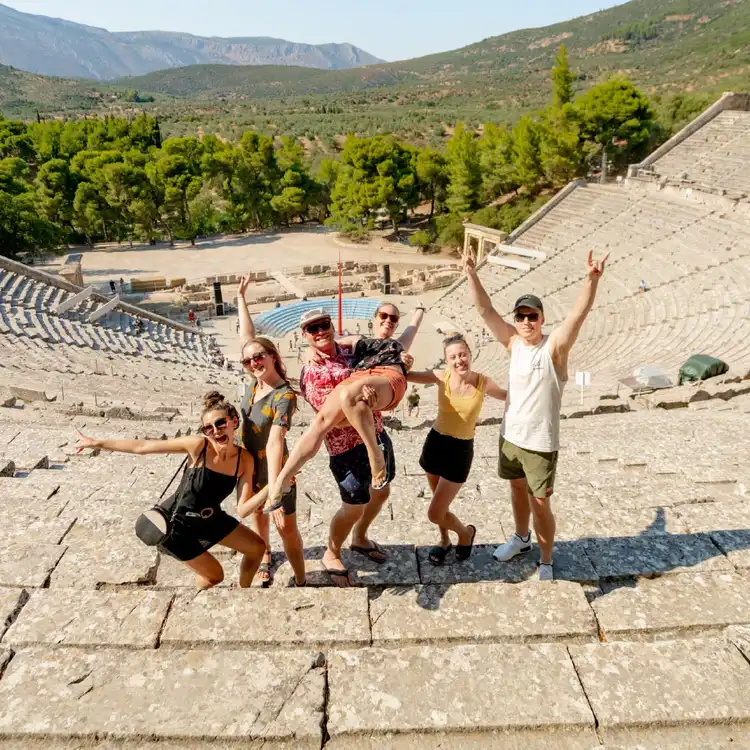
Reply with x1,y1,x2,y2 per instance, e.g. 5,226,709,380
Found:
299,308,395,586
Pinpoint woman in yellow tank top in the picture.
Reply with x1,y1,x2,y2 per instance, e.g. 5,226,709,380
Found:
407,334,506,565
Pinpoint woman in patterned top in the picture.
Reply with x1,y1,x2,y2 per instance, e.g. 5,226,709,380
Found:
267,301,423,506
237,278,306,587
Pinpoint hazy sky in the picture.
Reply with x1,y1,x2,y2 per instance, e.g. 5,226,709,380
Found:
4,0,627,60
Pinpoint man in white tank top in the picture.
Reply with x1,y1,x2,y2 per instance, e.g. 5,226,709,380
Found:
465,250,608,581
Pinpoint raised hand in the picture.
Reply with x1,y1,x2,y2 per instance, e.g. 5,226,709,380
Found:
238,275,252,298
463,248,477,276
587,250,609,280
74,430,98,453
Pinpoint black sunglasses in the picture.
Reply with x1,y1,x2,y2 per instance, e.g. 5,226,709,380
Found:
515,312,539,322
202,417,229,435
241,352,267,367
304,320,332,335
377,311,400,324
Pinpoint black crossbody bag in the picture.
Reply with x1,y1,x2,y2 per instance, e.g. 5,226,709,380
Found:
134,456,189,547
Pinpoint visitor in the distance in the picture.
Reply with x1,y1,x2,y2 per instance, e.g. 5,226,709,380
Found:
407,333,506,564
406,385,421,418
266,301,424,505
298,308,401,586
74,391,265,589
464,249,607,581
236,275,306,587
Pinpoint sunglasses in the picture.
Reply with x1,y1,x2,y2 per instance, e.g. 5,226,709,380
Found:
377,311,400,324
515,312,540,323
241,352,267,367
304,320,332,335
201,417,229,435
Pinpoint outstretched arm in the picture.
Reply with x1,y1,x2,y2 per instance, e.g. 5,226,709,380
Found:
550,251,608,363
407,370,440,385
75,431,203,457
464,251,515,350
397,302,425,351
236,453,266,518
237,275,256,349
484,377,507,401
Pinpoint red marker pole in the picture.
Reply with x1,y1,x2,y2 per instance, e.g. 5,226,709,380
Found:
337,251,343,336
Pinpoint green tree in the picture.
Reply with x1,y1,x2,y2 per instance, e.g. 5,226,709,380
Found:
479,123,518,201
512,116,543,190
445,123,481,216
416,148,448,220
0,191,61,259
539,106,584,187
574,77,658,173
35,159,78,232
552,44,574,108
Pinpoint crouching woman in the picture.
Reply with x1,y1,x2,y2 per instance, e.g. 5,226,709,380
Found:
74,391,266,589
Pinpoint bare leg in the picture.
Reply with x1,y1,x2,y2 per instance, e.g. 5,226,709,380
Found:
270,409,340,500
338,379,394,487
324,503,365,588
425,473,450,548
275,512,306,586
529,494,556,564
185,551,225,590
509,478,532,538
269,376,394,499
217,523,266,588
245,508,271,585
351,484,389,557
427,477,472,545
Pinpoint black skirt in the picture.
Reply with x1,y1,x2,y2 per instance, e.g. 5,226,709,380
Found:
419,429,475,484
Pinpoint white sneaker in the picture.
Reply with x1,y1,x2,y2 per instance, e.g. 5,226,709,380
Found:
493,533,532,562
538,563,554,582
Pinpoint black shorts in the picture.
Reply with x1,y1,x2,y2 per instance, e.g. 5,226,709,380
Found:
158,508,240,562
419,429,474,484
329,431,396,505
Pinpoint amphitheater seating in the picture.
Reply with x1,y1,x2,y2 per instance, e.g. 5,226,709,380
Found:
645,110,750,196
255,298,382,337
430,180,750,404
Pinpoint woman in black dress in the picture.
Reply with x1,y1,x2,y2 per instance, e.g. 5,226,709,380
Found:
74,391,265,589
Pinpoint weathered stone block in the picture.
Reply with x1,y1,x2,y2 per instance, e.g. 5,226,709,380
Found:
4,589,172,649
0,543,66,588
370,581,597,646
583,533,731,578
569,639,750,738
0,588,26,639
328,643,595,743
593,572,750,640
0,648,324,745
161,587,369,649
48,530,158,589
0,517,73,546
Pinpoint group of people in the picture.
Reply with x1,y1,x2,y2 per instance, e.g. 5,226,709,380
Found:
75,250,608,588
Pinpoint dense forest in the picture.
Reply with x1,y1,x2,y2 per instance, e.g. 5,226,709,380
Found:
0,48,699,261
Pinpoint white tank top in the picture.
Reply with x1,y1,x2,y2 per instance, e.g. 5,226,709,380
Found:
501,335,566,453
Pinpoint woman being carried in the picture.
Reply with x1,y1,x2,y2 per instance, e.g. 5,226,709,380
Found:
408,334,506,564
267,301,423,507
74,392,265,589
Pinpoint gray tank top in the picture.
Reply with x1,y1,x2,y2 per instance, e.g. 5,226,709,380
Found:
501,335,566,452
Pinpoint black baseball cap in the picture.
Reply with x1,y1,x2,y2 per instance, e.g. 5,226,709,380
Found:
512,294,544,313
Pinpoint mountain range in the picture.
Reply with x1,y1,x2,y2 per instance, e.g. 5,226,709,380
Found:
0,2,383,80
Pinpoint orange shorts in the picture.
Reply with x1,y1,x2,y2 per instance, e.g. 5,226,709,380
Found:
345,367,407,412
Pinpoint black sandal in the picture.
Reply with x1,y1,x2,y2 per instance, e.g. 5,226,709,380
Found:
455,525,476,562
428,544,453,565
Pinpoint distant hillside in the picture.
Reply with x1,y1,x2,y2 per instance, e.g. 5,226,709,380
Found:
1,0,748,138
0,3,383,80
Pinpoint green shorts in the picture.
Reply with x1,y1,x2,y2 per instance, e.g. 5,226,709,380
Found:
498,437,558,498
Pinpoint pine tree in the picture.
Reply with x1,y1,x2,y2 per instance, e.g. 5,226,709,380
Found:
552,44,574,108
445,123,481,216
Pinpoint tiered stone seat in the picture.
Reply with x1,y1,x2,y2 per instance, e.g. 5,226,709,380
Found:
255,298,383,337
647,110,750,195
431,182,750,404
1,380,750,745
